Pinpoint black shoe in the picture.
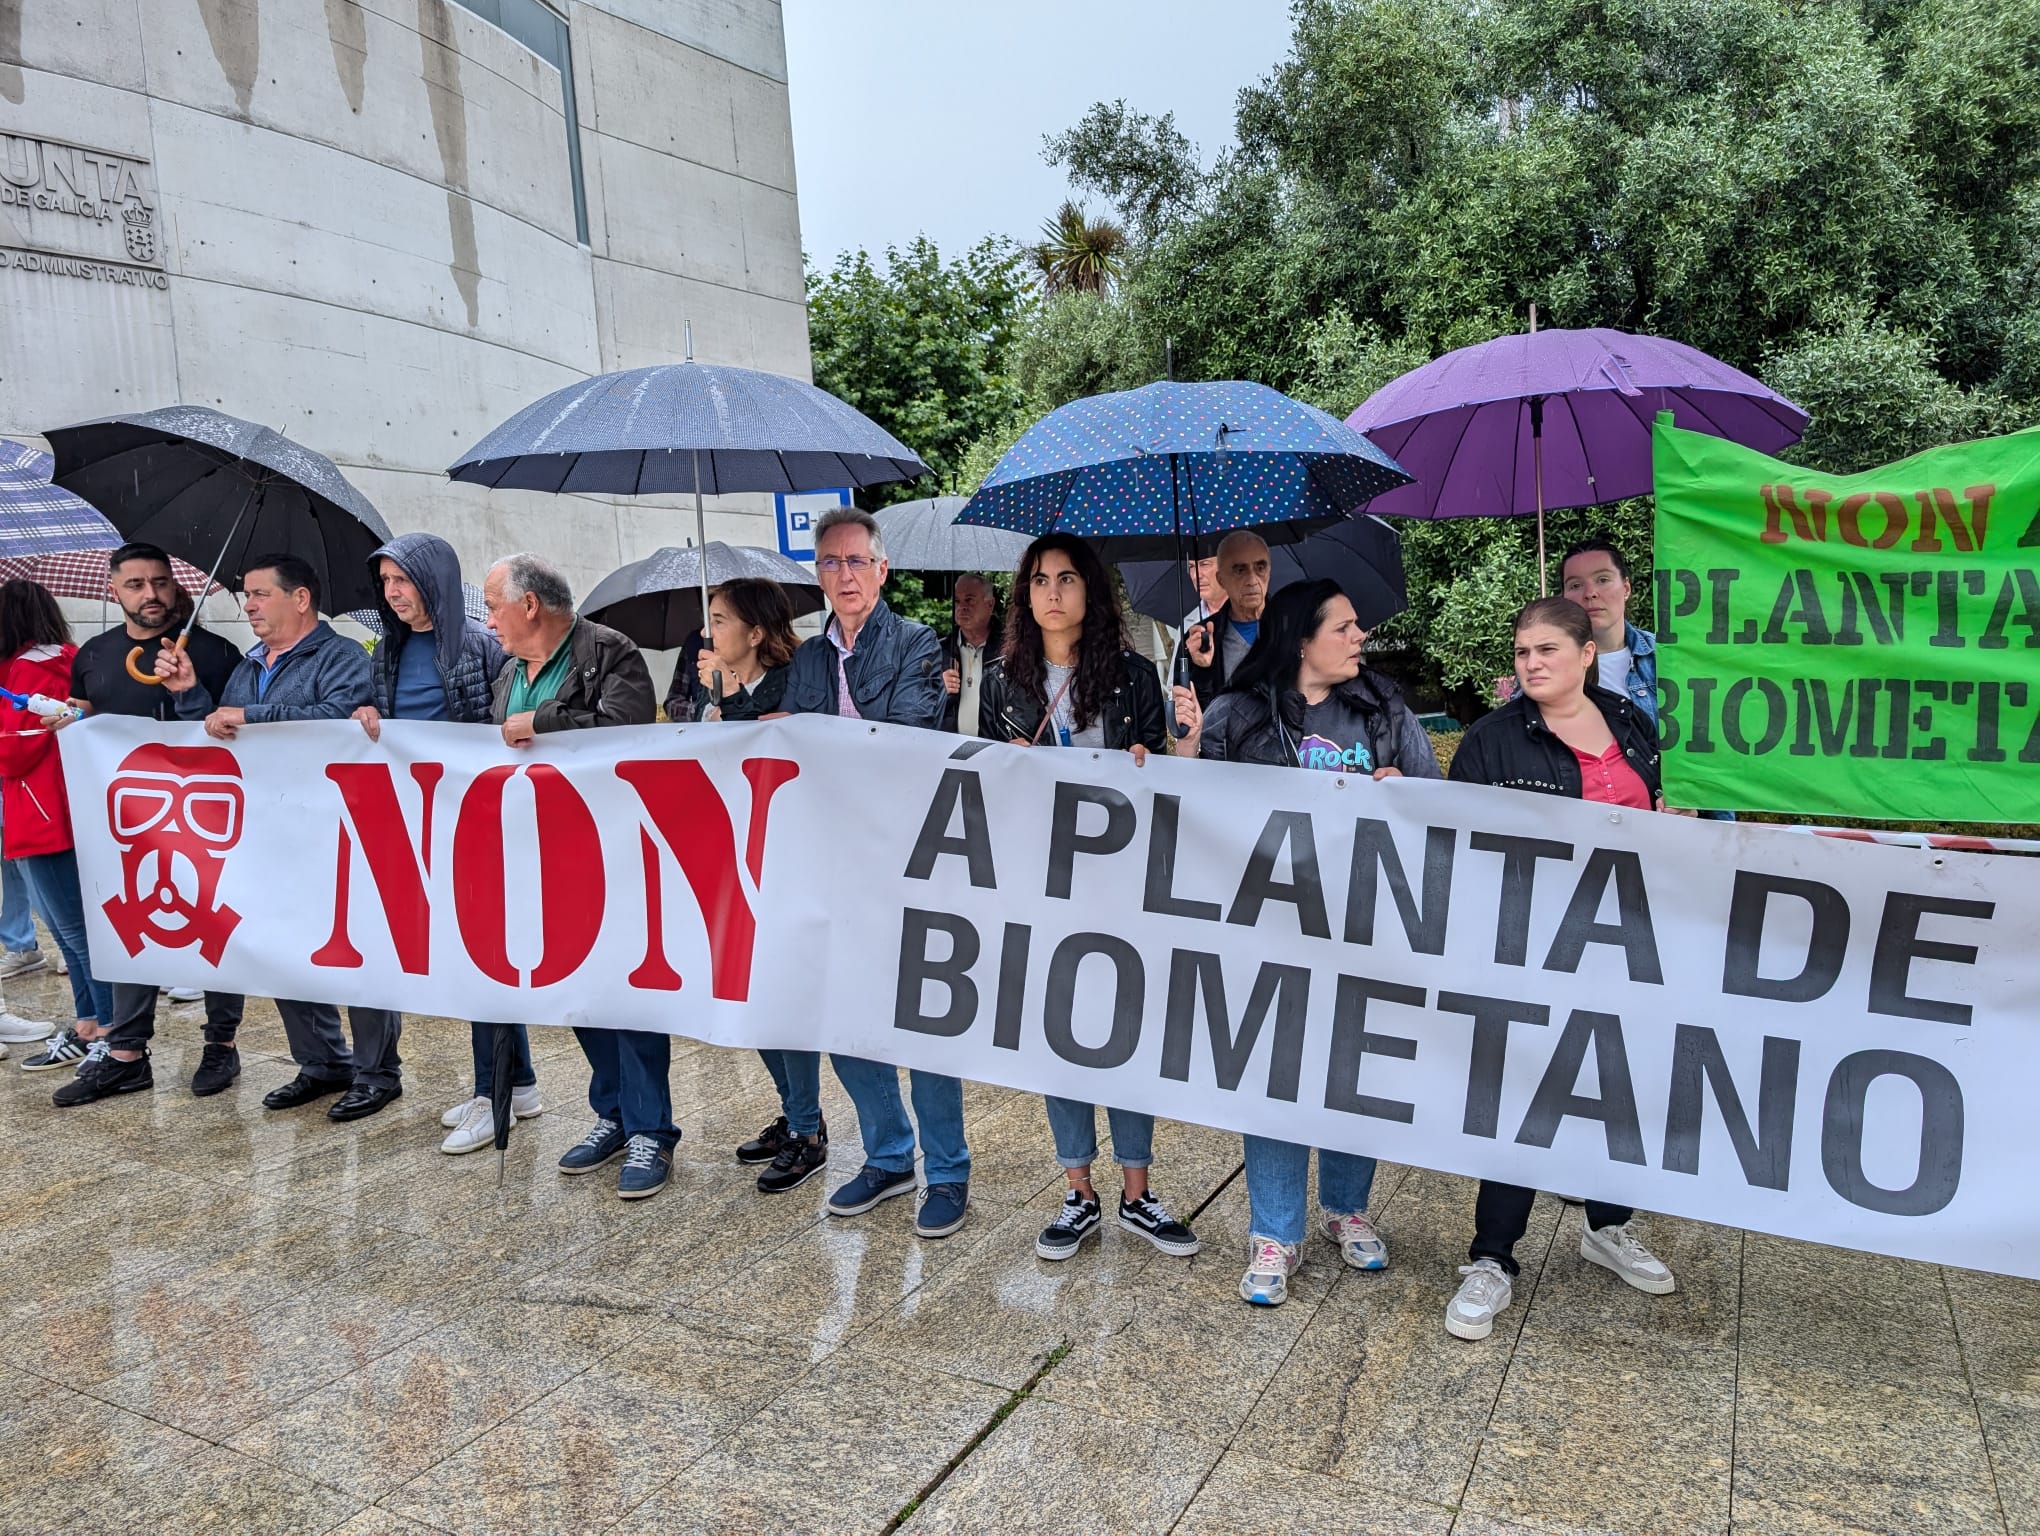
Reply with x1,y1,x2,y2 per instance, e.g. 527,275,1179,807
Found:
756,1135,828,1195
736,1115,790,1164
52,1052,153,1107
328,1082,402,1121
262,1071,354,1111
190,1043,241,1098
1035,1190,1102,1260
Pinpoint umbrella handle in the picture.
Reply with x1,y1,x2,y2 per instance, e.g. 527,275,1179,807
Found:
124,633,187,686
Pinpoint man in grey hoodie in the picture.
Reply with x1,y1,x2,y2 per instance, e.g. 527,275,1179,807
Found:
352,533,536,1153
157,552,394,1118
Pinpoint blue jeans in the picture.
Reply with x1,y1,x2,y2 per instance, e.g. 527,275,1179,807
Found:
471,1023,535,1095
759,1048,822,1137
1242,1135,1378,1247
1044,1098,1153,1170
0,857,38,953
829,1055,969,1185
574,1025,677,1145
21,850,113,1027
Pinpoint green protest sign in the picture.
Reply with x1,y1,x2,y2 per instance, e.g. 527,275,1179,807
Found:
1651,418,2040,824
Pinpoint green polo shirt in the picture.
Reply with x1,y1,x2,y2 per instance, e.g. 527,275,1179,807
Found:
507,621,577,715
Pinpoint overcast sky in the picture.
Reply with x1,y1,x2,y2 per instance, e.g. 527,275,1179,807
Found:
781,0,1295,267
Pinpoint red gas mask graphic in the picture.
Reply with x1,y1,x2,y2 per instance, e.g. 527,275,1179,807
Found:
101,744,246,963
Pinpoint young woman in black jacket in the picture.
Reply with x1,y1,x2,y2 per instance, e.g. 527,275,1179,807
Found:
978,533,1201,1263
1176,579,1439,1306
1441,596,1683,1341
690,579,824,1195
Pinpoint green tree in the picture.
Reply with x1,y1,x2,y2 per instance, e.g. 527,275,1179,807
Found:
1033,201,1129,295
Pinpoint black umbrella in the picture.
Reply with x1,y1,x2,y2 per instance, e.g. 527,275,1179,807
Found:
871,496,1032,574
46,406,391,682
1118,513,1409,633
581,542,824,649
490,1025,516,1186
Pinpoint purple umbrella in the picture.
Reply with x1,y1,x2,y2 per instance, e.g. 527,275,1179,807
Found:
1347,325,1807,591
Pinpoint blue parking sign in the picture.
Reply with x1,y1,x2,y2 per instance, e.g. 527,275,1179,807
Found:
775,489,850,563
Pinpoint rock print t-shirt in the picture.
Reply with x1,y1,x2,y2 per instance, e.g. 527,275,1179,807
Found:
1294,698,1375,773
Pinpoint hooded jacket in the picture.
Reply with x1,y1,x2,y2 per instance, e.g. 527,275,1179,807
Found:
975,649,1168,751
173,620,371,722
782,599,945,728
1198,667,1441,779
1447,684,1662,802
0,644,77,857
366,533,505,724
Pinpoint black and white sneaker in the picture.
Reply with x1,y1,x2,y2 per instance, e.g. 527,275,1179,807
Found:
756,1135,828,1195
1119,1191,1201,1256
1035,1190,1102,1261
20,1027,87,1072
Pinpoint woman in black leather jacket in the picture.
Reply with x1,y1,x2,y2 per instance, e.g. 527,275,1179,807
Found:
978,533,1202,1264
1177,578,1438,1309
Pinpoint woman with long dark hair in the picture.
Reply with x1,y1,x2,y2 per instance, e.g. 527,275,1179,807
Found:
0,581,121,1096
1439,595,1680,1340
689,579,830,1195
1176,577,1441,1305
977,532,1201,1262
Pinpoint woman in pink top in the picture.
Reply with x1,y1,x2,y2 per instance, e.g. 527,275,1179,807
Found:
1439,597,1681,1342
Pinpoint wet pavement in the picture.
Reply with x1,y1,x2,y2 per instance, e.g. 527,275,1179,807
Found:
0,970,2033,1536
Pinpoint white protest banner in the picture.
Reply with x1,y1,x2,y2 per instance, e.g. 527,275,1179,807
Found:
60,714,2040,1279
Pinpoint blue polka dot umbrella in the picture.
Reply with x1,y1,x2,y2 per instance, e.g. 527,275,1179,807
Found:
957,380,1411,561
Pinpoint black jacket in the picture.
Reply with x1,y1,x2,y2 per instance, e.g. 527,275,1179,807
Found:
1179,603,1235,706
976,649,1169,752
686,663,788,722
939,619,1003,733
783,599,945,728
1198,668,1441,778
1447,685,1662,802
490,617,656,730
366,532,505,724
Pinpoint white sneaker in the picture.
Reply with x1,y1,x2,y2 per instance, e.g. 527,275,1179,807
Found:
1580,1220,1677,1295
441,1097,499,1156
0,1011,54,1043
0,1041,8,1060
441,1087,543,1128
1322,1210,1388,1271
1446,1259,1514,1340
164,986,203,1004
0,948,44,978
1239,1234,1300,1306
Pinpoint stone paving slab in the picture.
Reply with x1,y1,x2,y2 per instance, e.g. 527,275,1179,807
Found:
0,961,2026,1535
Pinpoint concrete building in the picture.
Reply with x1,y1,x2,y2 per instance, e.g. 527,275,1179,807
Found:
0,0,810,631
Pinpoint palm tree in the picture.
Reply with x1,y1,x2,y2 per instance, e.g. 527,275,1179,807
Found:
1034,201,1127,295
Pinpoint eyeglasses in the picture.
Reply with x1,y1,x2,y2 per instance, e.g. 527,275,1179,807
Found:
817,556,879,575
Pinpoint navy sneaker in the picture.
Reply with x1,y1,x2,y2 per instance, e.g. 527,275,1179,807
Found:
558,1117,626,1175
827,1164,916,1217
617,1135,671,1200
916,1182,969,1239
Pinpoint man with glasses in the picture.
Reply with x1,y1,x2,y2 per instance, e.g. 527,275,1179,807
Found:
777,508,964,1235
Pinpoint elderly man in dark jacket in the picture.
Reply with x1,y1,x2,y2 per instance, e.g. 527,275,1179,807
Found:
353,533,531,1154
778,508,971,1238
157,552,401,1119
483,552,670,1198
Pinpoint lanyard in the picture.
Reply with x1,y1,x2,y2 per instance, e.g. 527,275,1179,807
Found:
1032,671,1077,747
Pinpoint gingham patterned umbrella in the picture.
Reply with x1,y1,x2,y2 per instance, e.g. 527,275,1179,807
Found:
0,438,120,557
0,546,215,601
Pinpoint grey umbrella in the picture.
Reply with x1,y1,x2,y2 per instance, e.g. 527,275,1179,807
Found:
580,542,824,651
872,496,1032,574
449,335,926,695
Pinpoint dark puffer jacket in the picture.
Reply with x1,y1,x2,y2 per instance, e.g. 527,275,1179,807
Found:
1198,667,1441,778
1447,684,1662,802
687,662,788,722
976,649,1169,751
782,599,945,728
367,532,505,724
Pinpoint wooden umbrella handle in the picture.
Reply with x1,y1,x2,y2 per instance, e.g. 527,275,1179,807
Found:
125,632,187,685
